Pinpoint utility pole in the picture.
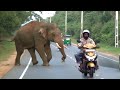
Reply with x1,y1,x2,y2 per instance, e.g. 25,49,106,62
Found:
39,18,40,22
65,11,67,35
80,11,83,38
50,17,51,23
115,11,119,48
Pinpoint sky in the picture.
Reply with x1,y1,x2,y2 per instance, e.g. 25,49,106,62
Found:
21,11,56,26
33,11,56,19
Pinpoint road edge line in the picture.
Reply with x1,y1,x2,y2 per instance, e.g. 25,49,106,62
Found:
19,58,32,79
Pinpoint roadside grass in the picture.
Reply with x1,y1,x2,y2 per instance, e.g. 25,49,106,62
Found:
0,41,15,62
97,44,120,57
71,38,120,57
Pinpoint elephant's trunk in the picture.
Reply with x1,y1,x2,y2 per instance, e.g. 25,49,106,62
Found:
55,40,66,61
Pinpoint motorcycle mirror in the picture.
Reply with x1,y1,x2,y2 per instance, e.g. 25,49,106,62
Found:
77,39,81,43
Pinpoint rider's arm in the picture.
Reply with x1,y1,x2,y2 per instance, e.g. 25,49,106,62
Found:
90,39,96,47
77,38,84,48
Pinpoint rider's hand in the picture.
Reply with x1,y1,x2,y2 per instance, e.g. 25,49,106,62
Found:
77,43,84,49
78,43,82,47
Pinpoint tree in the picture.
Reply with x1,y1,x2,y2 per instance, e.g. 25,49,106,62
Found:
0,11,31,41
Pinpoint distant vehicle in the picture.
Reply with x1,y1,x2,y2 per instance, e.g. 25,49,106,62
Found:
63,35,71,46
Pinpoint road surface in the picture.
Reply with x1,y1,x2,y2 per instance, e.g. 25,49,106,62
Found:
2,43,120,79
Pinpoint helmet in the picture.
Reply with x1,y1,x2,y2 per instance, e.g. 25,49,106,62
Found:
83,30,90,34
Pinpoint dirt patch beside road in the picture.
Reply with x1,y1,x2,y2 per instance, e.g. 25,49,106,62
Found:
0,52,16,79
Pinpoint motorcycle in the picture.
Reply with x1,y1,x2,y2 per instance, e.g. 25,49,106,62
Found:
76,40,99,78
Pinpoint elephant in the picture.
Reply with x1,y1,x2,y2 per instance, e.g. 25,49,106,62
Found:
12,21,66,66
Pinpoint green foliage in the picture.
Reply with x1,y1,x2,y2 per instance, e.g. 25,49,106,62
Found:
97,43,120,56
52,11,81,39
52,11,120,47
100,19,115,46
52,11,65,33
0,11,31,40
100,11,113,23
0,41,15,61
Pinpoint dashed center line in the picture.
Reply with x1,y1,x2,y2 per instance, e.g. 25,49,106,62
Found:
95,74,99,76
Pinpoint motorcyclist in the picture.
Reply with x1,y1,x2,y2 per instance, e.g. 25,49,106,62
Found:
74,29,99,70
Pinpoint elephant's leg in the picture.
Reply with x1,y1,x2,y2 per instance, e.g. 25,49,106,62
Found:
44,44,52,63
28,48,38,65
36,46,49,66
15,47,24,66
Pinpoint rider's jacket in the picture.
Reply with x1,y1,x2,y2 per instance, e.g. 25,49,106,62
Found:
78,37,95,53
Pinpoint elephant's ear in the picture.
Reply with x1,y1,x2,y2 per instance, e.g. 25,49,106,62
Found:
39,28,47,38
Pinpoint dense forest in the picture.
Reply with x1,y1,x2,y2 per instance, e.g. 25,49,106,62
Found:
52,11,120,47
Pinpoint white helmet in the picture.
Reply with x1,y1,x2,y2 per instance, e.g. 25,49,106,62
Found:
83,30,90,34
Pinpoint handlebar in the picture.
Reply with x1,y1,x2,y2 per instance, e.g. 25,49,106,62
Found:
78,43,98,49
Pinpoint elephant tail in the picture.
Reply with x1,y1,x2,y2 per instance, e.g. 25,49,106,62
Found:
1,36,15,42
7,30,18,42
9,36,16,42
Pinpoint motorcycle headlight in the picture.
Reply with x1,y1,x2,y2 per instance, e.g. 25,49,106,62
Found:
87,52,95,57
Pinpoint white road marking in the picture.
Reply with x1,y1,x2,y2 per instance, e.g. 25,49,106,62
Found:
18,44,109,79
71,43,118,62
66,55,76,62
19,58,32,79
72,43,119,63
51,44,70,49
53,44,107,79
51,44,76,62
52,44,79,64
95,74,99,76
67,53,102,79
98,54,119,62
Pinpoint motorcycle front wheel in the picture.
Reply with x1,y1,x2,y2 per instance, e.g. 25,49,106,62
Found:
89,68,95,78
84,73,87,76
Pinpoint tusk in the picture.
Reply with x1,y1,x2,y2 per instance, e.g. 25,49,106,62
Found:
56,43,61,48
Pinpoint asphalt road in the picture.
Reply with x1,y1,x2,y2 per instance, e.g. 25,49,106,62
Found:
2,43,120,79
